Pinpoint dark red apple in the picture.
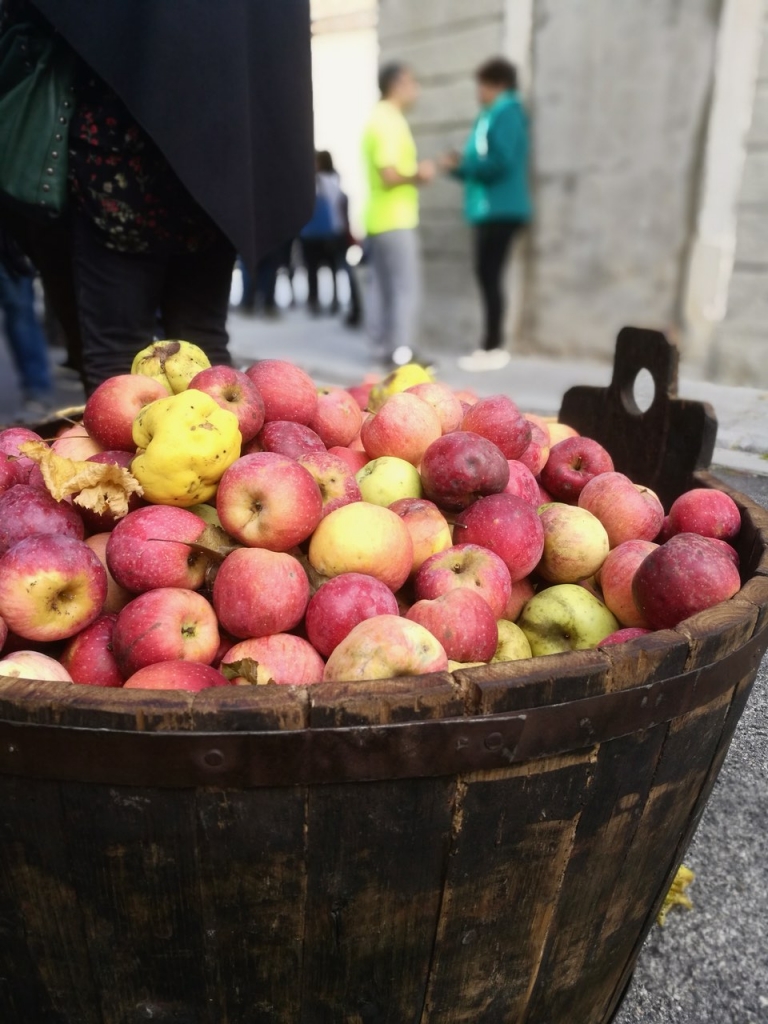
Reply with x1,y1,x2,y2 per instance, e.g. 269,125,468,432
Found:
540,436,614,503
420,432,509,512
60,613,123,686
254,420,326,460
0,484,84,556
304,572,399,658
632,533,741,629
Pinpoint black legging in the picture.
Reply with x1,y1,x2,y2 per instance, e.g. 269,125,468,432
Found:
474,220,519,350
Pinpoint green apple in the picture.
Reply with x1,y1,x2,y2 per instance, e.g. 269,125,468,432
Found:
448,660,486,672
356,456,422,506
537,503,610,583
188,503,223,528
493,619,533,662
518,583,619,656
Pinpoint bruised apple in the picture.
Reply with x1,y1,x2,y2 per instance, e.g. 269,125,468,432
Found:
221,634,324,685
323,615,448,682
420,432,509,512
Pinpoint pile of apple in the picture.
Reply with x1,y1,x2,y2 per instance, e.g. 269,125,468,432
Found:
0,344,744,692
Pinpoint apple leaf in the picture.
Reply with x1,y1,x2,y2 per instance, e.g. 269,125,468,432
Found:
19,440,143,518
219,658,274,686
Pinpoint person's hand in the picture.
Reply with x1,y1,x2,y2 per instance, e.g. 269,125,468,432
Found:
417,159,437,184
439,150,461,172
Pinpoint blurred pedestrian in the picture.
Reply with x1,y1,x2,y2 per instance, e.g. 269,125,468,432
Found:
0,0,314,395
301,151,361,323
441,57,531,371
362,62,435,367
0,230,55,421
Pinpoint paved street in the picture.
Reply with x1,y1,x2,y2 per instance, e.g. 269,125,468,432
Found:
0,304,767,1021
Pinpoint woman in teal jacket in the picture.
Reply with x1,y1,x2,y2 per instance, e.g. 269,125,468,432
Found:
443,58,532,371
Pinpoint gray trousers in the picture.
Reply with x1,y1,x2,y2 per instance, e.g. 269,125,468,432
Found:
365,228,421,357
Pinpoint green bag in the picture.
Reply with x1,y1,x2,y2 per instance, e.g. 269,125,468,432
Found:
0,19,77,217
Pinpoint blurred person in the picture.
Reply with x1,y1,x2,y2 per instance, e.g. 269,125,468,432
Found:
362,62,436,367
301,151,361,322
0,0,314,395
239,241,294,317
441,57,532,372
0,230,55,421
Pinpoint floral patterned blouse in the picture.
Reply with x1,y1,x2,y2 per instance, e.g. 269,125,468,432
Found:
2,0,217,254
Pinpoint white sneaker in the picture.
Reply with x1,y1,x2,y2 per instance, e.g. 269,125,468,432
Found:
391,345,414,366
457,348,511,372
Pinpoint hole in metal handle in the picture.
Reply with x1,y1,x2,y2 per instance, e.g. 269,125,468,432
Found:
621,367,656,416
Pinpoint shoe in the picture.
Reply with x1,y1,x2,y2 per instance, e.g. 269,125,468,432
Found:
457,348,511,372
13,396,58,425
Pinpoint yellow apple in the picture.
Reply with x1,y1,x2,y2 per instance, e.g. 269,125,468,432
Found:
324,614,448,681
356,456,422,506
308,502,413,591
493,620,533,662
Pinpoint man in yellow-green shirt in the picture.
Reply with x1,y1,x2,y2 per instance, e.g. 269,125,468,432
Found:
362,63,435,366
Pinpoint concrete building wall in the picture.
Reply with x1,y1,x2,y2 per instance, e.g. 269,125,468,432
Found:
527,0,723,362
710,1,768,383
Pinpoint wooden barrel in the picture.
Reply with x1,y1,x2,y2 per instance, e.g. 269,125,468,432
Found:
0,329,766,1024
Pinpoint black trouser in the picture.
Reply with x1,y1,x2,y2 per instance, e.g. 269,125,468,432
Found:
72,213,234,394
301,235,361,318
1,206,83,372
474,220,519,350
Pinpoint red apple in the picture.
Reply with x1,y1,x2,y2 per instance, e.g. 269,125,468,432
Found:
113,588,220,677
504,460,541,506
216,452,323,551
578,472,665,547
348,382,374,411
106,505,212,593
705,537,740,568
323,614,448,682
254,420,326,460
600,627,652,646
0,458,23,496
537,482,554,506
82,374,169,451
245,359,318,424
296,451,361,518
213,547,309,640
348,432,367,453
540,436,614,503
308,502,413,592
0,484,84,556
406,588,498,663
420,432,509,512
0,650,73,682
524,414,551,441
518,421,550,476
667,488,741,542
186,365,265,442
502,577,536,621
455,493,545,583
123,661,230,690
52,424,104,462
60,613,123,687
76,450,144,534
414,543,512,618
0,426,43,482
597,539,658,628
0,534,107,641
84,533,133,613
361,393,442,466
309,387,364,448
221,634,324,685
389,497,452,573
0,613,6,652
304,572,399,658
461,395,531,460
328,446,369,475
405,382,464,434
537,503,610,583
632,533,742,629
